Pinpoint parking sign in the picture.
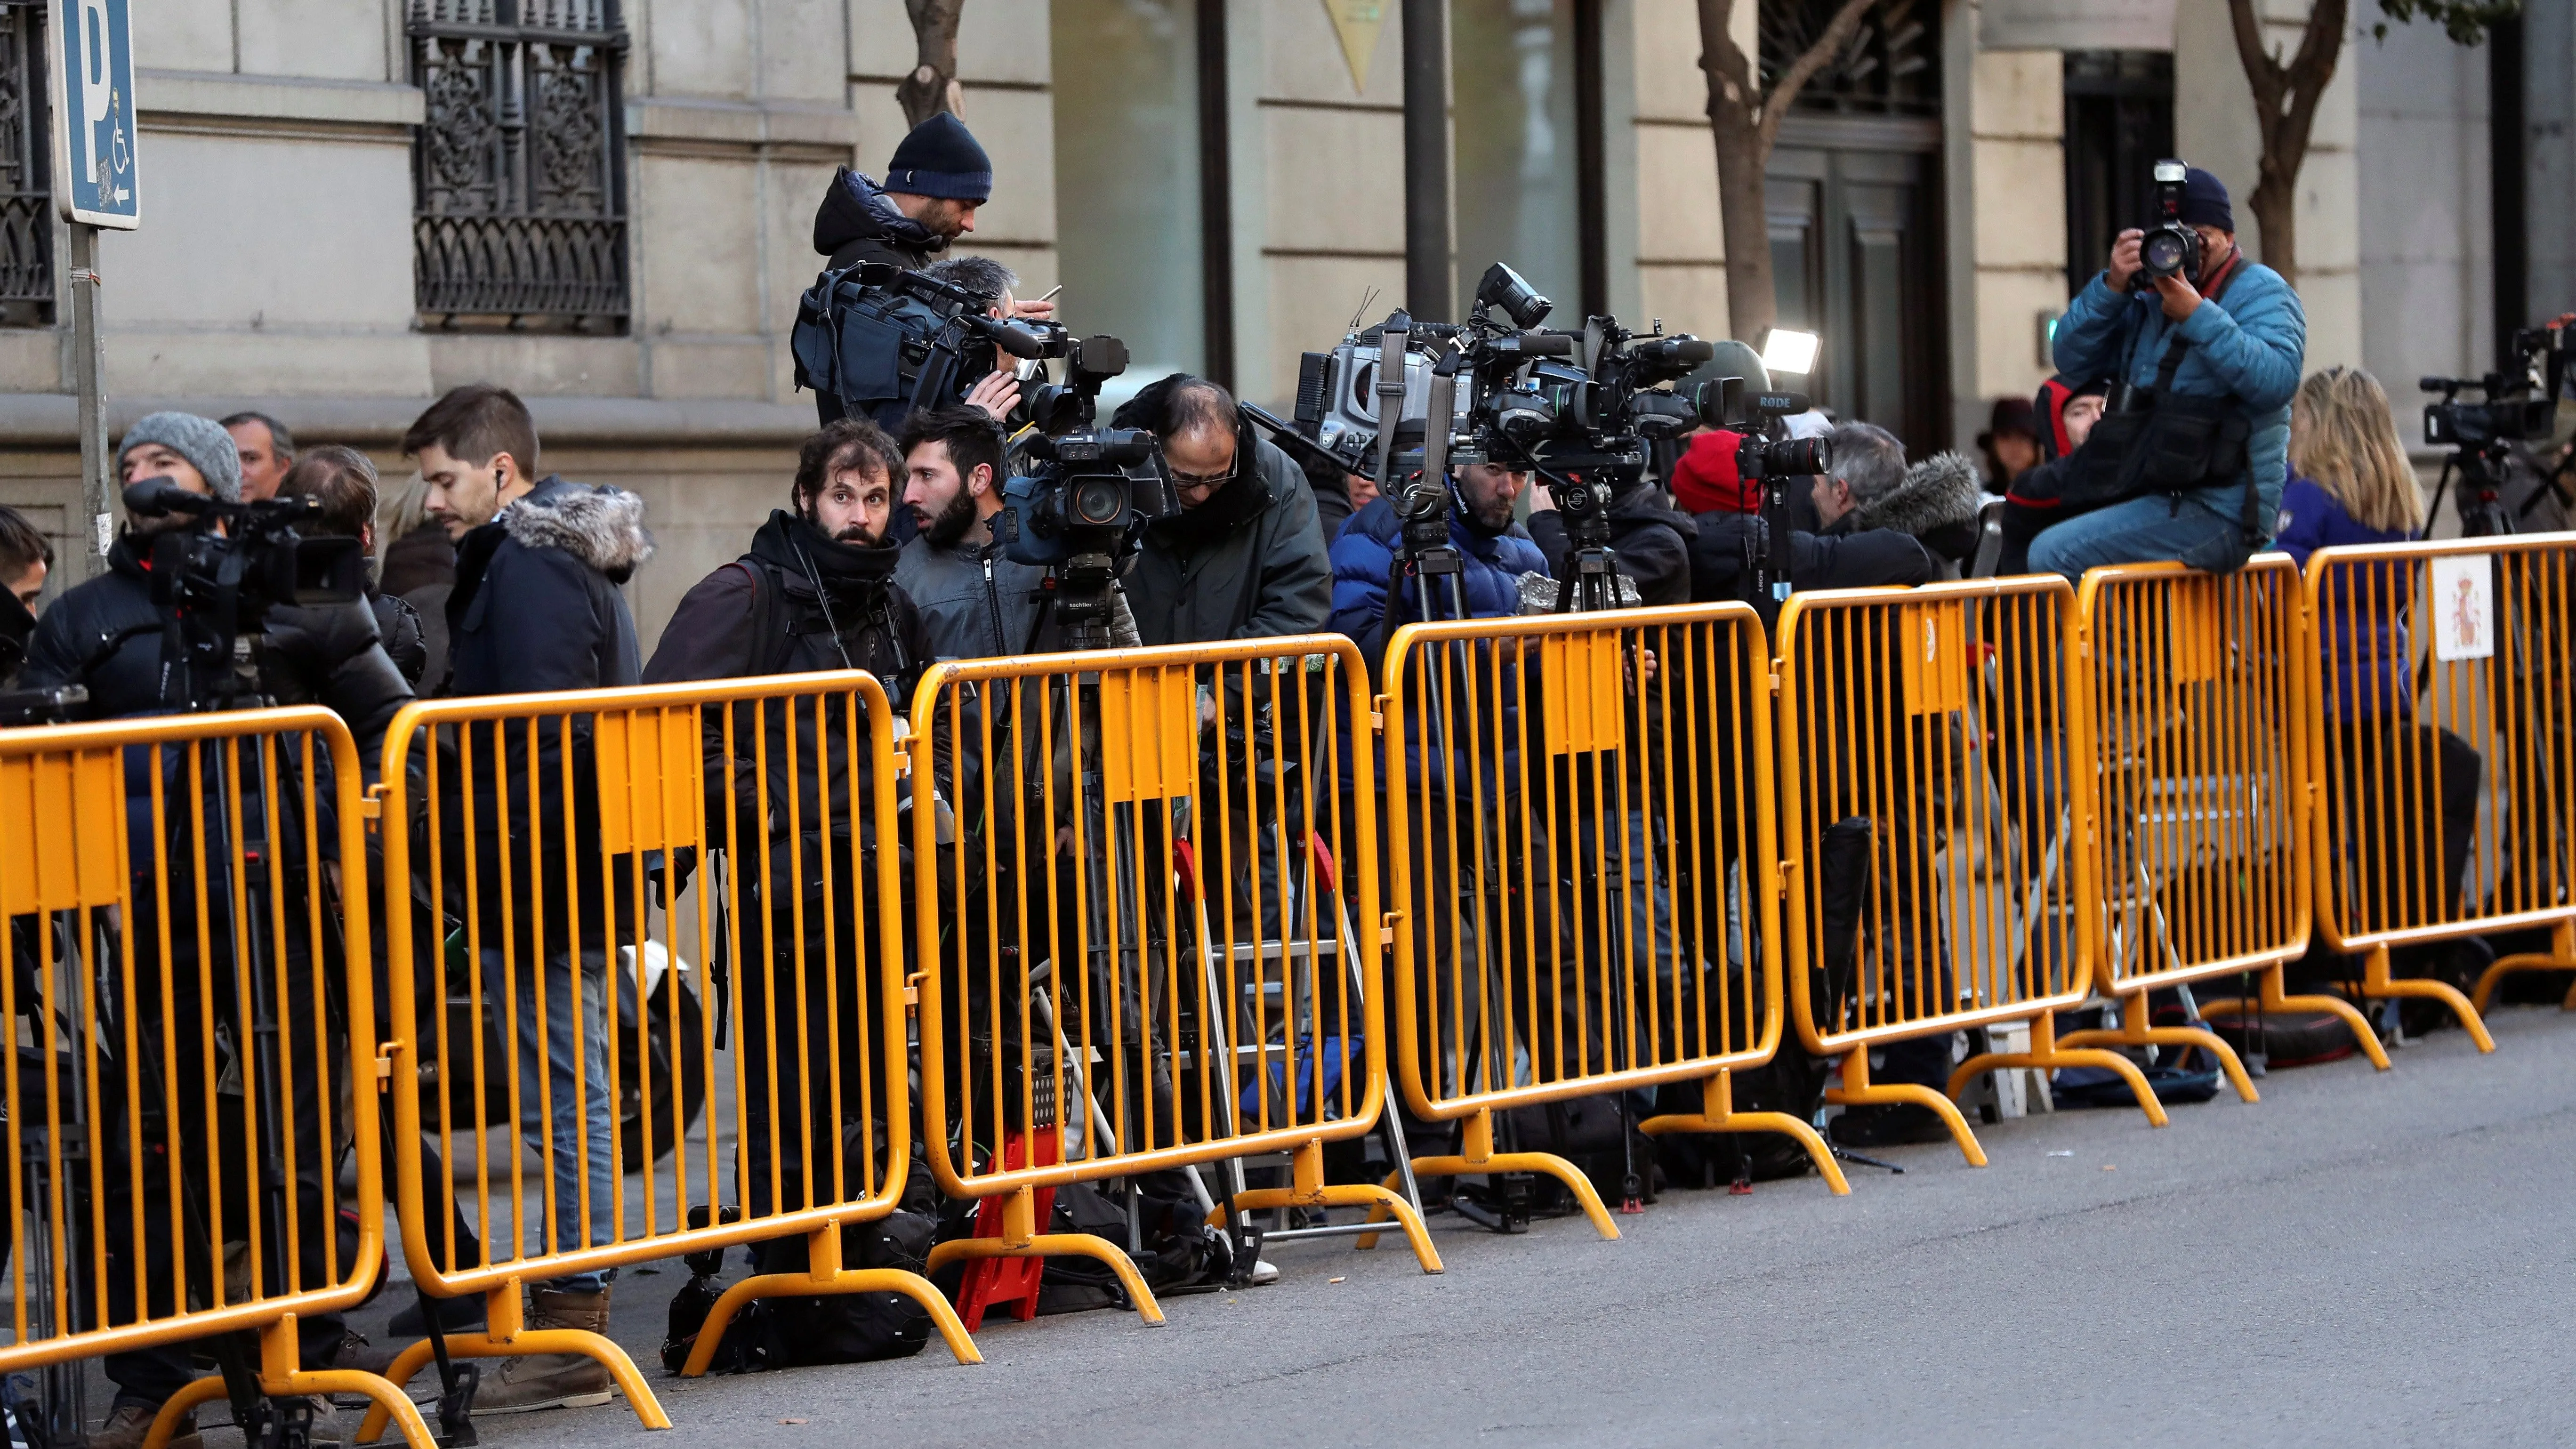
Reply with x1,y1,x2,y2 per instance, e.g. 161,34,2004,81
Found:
50,0,138,228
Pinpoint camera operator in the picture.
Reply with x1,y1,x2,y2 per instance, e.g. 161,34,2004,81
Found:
403,383,652,1416
809,113,1053,425
922,255,1034,426
1674,431,1936,620
2030,166,2306,579
0,503,48,687
277,445,431,692
1111,375,1332,645
1834,435,1986,579
1329,434,1545,654
1522,471,1696,607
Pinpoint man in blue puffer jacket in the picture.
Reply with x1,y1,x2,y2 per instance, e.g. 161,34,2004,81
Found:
1329,449,1546,1112
2032,167,2307,579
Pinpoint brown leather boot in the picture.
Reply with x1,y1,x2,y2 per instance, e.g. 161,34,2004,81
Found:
470,1285,616,1415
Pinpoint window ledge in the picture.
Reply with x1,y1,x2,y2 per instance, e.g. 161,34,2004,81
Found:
136,70,427,138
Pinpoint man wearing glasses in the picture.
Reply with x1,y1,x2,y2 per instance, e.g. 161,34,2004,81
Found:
1110,374,1334,646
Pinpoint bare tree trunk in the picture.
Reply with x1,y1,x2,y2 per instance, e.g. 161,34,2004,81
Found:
2227,0,2349,291
1696,0,1878,345
897,0,967,129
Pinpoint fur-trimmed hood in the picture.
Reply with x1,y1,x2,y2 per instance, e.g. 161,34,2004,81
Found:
1854,450,1983,539
503,476,655,584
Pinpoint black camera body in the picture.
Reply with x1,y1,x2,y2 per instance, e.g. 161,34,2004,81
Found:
122,480,368,710
992,327,1177,644
2133,158,2201,291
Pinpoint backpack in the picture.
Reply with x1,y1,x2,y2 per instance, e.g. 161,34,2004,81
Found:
659,1130,940,1374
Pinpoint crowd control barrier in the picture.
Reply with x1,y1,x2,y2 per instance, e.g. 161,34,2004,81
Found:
362,674,975,1440
907,636,1441,1326
1777,577,2165,1167
0,709,434,1449
2305,536,2576,1032
2053,557,2357,1095
1373,603,1843,1237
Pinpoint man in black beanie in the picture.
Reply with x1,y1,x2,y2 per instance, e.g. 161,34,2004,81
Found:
808,111,1053,424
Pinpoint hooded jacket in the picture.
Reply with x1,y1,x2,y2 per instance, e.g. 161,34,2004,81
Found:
813,166,944,274
445,475,651,698
1523,489,1699,607
2051,253,2307,552
439,475,653,957
1852,450,1985,574
646,510,939,856
1123,431,1334,647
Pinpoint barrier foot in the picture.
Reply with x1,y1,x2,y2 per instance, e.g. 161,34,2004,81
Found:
1829,1051,1988,1167
162,1320,438,1449
2058,1014,2259,1103
923,1189,1165,1325
682,1224,982,1374
2201,964,2394,1071
1374,1111,1619,1240
2468,923,2576,1014
2365,945,2496,1052
1236,1141,1445,1272
1635,1071,1852,1195
357,1287,671,1441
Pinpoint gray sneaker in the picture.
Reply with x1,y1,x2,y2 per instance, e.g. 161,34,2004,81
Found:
470,1286,616,1416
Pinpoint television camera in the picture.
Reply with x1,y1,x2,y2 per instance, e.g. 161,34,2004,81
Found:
120,480,368,710
2422,315,2574,536
991,330,1177,650
791,259,1056,428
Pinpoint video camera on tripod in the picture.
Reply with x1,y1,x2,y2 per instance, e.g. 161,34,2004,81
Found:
991,330,1177,650
121,479,368,710
2422,315,2575,536
791,259,1056,428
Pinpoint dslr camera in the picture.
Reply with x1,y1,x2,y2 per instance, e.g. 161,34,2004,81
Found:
122,479,368,709
2132,158,2202,291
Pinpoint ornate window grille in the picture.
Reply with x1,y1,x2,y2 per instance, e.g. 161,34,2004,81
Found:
410,0,629,330
0,0,52,326
1764,0,1942,121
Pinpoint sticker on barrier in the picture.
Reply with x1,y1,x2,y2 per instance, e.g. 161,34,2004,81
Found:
0,709,435,1449
365,673,976,1441
1375,603,1843,1234
2067,556,2353,1095
1775,577,2167,1168
2305,536,2576,1030
908,635,1440,1327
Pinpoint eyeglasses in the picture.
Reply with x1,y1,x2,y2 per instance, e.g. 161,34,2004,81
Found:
1166,459,1237,491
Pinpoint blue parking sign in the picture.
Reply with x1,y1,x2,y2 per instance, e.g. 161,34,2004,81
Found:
50,0,138,228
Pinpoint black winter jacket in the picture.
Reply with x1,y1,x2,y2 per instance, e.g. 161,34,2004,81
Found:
812,166,943,273
646,510,939,859
438,476,653,957
21,531,410,773
1685,512,1938,628
1525,491,1699,607
1123,432,1334,646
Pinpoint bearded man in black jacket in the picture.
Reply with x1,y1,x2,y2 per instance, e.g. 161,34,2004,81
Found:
644,419,942,1293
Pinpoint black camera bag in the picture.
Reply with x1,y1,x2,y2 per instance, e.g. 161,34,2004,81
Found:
2054,329,2251,523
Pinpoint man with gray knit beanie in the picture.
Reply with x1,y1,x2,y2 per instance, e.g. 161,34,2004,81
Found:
19,411,247,714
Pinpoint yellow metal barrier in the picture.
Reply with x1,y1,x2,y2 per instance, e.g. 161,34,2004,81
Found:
2305,535,2576,1031
909,636,1441,1323
1375,604,1843,1237
0,709,433,1449
1778,577,2165,1168
362,673,974,1441
2053,556,2360,1094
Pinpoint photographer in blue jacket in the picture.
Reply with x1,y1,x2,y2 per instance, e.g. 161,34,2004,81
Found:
2029,166,2307,579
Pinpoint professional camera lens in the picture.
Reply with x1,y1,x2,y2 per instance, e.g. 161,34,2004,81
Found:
1069,474,1128,528
2141,226,2193,279
1485,391,1554,446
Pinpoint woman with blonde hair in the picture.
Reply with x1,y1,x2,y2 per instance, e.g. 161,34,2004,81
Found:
2279,366,2483,1032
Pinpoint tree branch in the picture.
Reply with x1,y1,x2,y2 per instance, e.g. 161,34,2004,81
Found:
1757,0,1879,153
895,0,966,128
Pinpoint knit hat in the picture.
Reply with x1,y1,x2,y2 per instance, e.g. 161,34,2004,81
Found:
2179,167,2233,233
885,113,992,204
1671,430,1751,515
119,411,242,502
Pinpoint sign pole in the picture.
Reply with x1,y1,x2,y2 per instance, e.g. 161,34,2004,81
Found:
69,221,106,577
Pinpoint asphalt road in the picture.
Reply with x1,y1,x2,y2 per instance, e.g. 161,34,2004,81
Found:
327,1004,2576,1448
